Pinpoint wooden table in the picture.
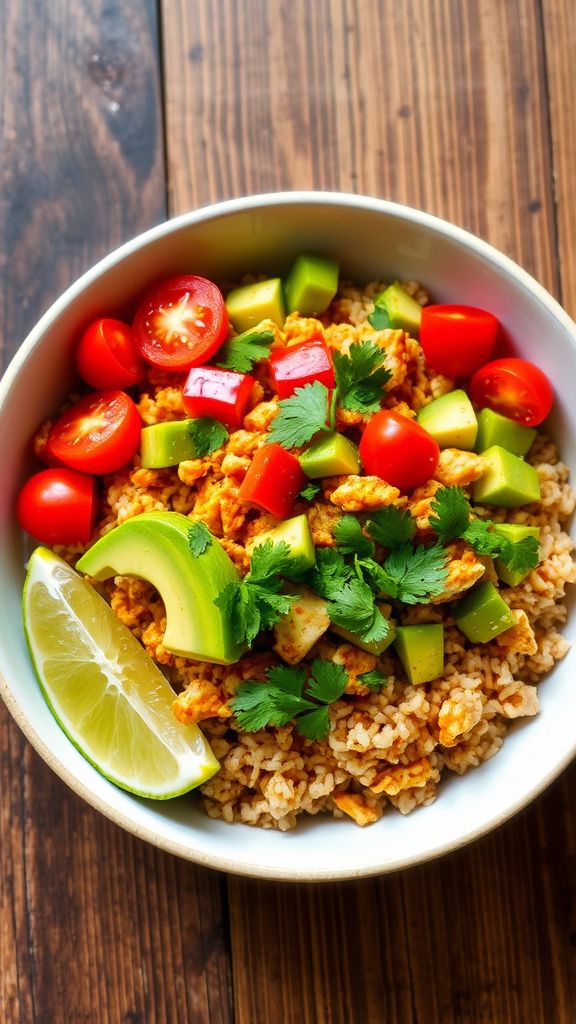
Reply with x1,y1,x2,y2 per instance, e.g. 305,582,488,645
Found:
2,2,576,1021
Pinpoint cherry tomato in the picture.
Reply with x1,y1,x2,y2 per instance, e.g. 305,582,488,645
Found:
133,275,229,370
269,338,335,398
182,366,255,427
17,468,97,545
76,318,145,389
46,390,142,475
420,305,499,378
237,444,305,518
359,410,440,490
469,357,553,427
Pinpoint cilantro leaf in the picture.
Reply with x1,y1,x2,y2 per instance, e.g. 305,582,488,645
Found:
186,417,229,458
461,518,503,557
266,664,307,696
307,658,348,704
266,381,331,449
429,486,471,543
215,327,275,373
497,534,540,574
333,340,391,414
299,481,321,501
367,295,392,330
305,548,354,600
248,539,297,582
357,669,389,692
214,579,295,646
295,707,331,741
329,580,391,642
374,543,448,604
187,521,212,557
366,507,416,549
334,515,375,557
230,682,316,732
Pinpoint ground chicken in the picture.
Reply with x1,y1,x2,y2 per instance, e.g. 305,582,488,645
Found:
243,400,279,432
326,475,402,512
332,792,380,826
495,609,538,655
431,540,486,603
172,679,232,724
370,757,434,795
434,449,487,487
438,690,484,747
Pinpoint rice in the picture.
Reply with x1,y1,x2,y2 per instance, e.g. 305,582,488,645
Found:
57,280,576,830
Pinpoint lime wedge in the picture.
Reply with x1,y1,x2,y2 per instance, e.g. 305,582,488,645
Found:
23,547,220,799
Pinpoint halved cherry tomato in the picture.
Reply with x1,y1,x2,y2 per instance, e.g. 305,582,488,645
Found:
17,468,97,545
182,366,255,427
469,357,553,427
420,305,499,378
133,275,229,370
269,338,335,398
359,409,440,491
76,318,145,389
46,390,142,474
237,444,305,518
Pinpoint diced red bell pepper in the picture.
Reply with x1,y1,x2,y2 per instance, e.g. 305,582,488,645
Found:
182,366,255,426
268,338,335,398
237,444,305,519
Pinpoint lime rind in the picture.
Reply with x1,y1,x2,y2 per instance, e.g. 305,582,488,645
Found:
22,547,220,799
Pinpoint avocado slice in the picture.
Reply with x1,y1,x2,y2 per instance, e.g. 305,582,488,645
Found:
376,282,422,335
492,522,541,586
254,513,316,573
299,433,361,479
472,445,541,507
76,511,245,664
140,420,199,468
331,605,396,655
226,278,285,332
284,253,339,316
452,580,514,643
474,408,537,456
393,623,444,684
416,389,478,449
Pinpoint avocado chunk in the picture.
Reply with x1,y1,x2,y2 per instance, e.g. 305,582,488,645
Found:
472,445,541,507
417,389,478,449
453,580,515,643
492,523,541,586
331,605,396,655
226,278,285,332
376,282,422,335
299,433,361,479
140,420,200,468
283,253,339,316
255,513,316,573
76,511,245,664
475,408,537,456
393,623,444,684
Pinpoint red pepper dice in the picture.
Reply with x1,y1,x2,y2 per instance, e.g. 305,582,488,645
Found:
269,338,335,398
182,366,255,426
237,444,305,519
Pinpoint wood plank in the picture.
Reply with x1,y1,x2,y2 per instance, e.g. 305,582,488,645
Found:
160,2,572,1022
0,3,233,1022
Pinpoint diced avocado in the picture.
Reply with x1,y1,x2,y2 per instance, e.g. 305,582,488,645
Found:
492,523,541,586
377,282,422,335
226,278,285,332
140,420,199,468
299,433,361,479
475,408,537,456
472,445,541,507
416,389,478,450
255,514,316,573
284,253,339,316
453,580,515,643
393,624,444,684
76,511,245,664
331,606,396,655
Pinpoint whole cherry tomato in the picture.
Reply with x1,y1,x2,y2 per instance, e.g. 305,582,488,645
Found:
359,409,440,490
420,305,499,378
17,468,97,544
133,275,229,370
76,318,145,389
46,390,142,475
469,357,553,427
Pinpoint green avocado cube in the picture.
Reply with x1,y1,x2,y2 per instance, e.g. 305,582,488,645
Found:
299,433,361,479
377,282,422,335
331,605,396,655
472,445,541,507
140,420,201,468
416,389,478,449
284,253,339,316
393,624,444,685
474,408,537,456
255,514,316,573
492,523,541,586
453,581,515,643
226,278,285,332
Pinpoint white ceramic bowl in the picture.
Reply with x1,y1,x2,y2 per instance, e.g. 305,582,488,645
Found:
1,192,575,881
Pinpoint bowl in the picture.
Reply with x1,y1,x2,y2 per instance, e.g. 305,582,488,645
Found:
1,191,575,881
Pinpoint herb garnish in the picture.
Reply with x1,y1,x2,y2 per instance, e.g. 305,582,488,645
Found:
215,327,275,373
187,521,212,557
214,540,299,647
186,417,229,458
358,669,389,692
266,381,334,449
332,340,392,414
230,658,348,739
299,481,322,502
367,295,392,330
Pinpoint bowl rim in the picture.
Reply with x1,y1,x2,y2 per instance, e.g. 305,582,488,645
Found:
2,189,576,881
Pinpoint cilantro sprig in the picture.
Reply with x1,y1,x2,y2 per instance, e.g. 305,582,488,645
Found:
214,540,300,647
215,327,275,373
187,521,212,557
333,340,392,414
267,381,334,449
230,658,348,740
367,295,392,330
185,417,229,458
